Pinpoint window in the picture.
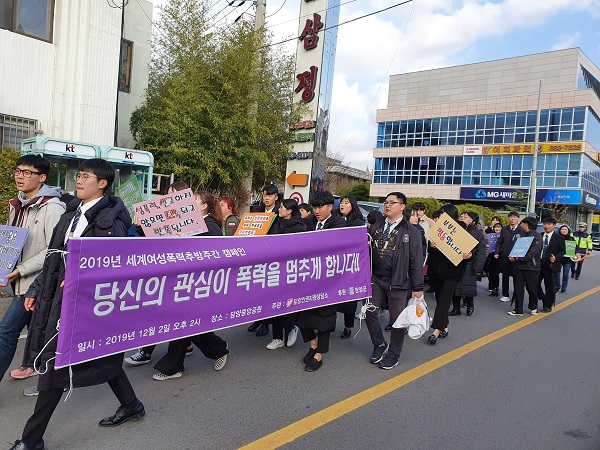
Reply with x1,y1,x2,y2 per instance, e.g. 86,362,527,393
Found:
119,39,133,93
0,113,38,150
0,0,55,42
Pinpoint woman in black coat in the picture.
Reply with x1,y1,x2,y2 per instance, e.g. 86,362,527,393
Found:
426,204,472,344
337,195,365,338
266,199,307,350
152,191,229,380
450,211,487,316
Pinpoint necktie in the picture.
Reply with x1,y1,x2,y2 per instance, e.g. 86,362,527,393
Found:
316,222,323,231
542,234,549,260
382,222,391,241
65,207,82,250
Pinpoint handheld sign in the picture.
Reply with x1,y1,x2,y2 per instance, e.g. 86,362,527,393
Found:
509,236,534,258
425,212,478,266
488,232,500,253
0,226,29,284
234,213,277,236
132,188,208,237
116,176,144,219
564,240,576,258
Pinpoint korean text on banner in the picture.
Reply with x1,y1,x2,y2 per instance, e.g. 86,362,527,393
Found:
425,213,478,266
233,213,277,236
56,226,371,367
488,233,500,253
0,226,29,284
132,188,208,237
509,236,534,258
116,176,144,218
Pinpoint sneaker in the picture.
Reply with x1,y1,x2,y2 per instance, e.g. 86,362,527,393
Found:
124,350,151,366
152,371,182,381
214,354,227,371
560,290,566,293
507,310,523,316
499,296,510,302
266,339,285,350
287,326,299,347
10,367,38,380
530,309,538,315
23,385,39,397
369,343,388,364
185,347,194,357
378,354,399,370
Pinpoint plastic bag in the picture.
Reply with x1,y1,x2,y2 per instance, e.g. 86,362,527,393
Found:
392,296,431,339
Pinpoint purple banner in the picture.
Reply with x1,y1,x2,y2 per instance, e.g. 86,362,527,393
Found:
0,225,29,285
56,227,371,367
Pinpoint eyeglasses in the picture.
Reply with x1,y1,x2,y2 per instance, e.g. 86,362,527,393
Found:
14,168,41,178
74,172,98,181
383,201,402,206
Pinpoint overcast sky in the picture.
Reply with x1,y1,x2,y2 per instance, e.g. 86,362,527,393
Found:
145,0,600,171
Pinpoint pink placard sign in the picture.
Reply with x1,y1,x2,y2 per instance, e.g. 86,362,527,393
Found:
132,188,208,237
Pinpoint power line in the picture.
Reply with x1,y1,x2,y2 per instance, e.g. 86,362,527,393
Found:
267,0,356,28
266,0,287,19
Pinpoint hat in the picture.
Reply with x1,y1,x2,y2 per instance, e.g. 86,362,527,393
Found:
577,222,587,227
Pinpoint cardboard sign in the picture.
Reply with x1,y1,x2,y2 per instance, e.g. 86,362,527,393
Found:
234,213,277,236
116,176,144,218
564,240,576,258
425,213,478,266
509,236,534,258
0,226,29,284
132,188,208,237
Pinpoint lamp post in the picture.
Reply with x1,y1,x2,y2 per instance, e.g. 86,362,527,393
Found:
527,80,543,218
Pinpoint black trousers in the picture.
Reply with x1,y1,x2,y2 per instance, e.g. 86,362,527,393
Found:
513,269,539,314
299,328,330,354
154,332,228,375
21,370,136,446
499,257,513,297
431,277,460,331
487,255,501,290
272,313,298,341
571,259,585,278
537,263,557,309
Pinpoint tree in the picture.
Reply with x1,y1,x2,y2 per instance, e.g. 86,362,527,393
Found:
0,148,20,225
130,0,298,199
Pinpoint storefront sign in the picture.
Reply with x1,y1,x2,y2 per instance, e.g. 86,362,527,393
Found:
479,142,583,155
463,146,482,155
460,187,582,205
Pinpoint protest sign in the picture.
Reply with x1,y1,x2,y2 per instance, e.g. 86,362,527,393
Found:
509,236,534,258
56,226,371,367
425,213,478,266
234,213,277,236
488,232,500,253
0,226,29,285
116,176,144,218
132,188,208,237
564,240,576,258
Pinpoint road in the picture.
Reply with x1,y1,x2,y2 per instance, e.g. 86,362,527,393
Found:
1,257,599,449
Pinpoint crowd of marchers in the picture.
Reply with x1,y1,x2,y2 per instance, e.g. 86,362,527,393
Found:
0,154,595,450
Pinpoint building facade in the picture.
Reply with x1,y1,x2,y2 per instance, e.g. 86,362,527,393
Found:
0,0,152,150
371,48,600,226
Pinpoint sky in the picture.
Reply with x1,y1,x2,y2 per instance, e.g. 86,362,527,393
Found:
146,0,600,171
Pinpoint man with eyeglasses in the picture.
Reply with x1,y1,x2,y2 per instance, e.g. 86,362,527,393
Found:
11,159,144,450
366,192,424,370
0,155,64,385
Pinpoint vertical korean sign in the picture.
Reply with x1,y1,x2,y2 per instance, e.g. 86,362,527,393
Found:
284,0,341,204
56,227,371,367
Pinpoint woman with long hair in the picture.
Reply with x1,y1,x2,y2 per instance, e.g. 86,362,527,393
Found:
426,204,472,344
337,195,364,338
219,196,240,236
265,199,307,350
486,222,503,297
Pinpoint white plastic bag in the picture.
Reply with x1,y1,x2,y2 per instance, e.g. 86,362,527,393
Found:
392,296,430,339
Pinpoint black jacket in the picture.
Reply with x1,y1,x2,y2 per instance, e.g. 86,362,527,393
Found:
494,225,522,258
344,216,365,227
513,230,543,271
540,231,565,273
24,196,131,391
199,215,223,236
427,221,470,282
369,217,425,291
274,215,307,234
456,224,487,297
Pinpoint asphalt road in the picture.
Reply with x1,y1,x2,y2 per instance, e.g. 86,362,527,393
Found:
1,257,599,450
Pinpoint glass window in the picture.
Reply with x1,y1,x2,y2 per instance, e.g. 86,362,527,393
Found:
512,155,523,170
454,157,463,170
523,156,533,170
0,0,54,41
407,120,415,134
482,157,492,170
567,177,579,187
561,108,573,124
527,111,538,126
549,109,561,125
119,39,133,93
467,116,476,130
495,114,505,129
475,115,485,129
505,113,516,128
522,177,530,186
573,131,584,140
573,107,586,124
485,115,495,129
458,117,467,131
448,117,458,131
463,157,472,171
516,112,527,127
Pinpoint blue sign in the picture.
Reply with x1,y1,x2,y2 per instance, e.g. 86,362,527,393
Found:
460,187,524,201
509,236,534,258
537,189,581,205
582,191,600,211
460,187,583,205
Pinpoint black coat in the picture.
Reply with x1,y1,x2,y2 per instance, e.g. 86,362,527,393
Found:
427,221,470,282
494,225,522,257
540,231,565,273
274,215,307,234
199,215,224,236
297,212,346,332
456,224,487,297
24,196,132,391
344,216,365,227
513,230,543,271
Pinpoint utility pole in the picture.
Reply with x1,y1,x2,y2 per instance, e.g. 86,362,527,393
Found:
255,0,266,30
527,80,543,218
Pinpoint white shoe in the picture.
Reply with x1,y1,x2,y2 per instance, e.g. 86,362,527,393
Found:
499,296,510,302
266,339,285,350
530,309,538,315
214,354,227,371
152,371,182,381
287,326,299,347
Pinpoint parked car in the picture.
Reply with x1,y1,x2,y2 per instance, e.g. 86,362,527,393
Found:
591,231,600,251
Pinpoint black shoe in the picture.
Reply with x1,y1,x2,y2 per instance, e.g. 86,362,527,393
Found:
575,277,579,280
8,440,45,450
99,401,145,427
439,329,449,339
340,329,351,339
541,307,552,313
302,348,317,364
369,343,388,364
571,273,575,279
428,334,437,344
489,290,499,297
304,357,323,372
555,288,560,293
255,323,269,337
384,322,392,331
466,306,474,316
247,321,261,332
460,298,467,308
378,354,399,370
466,299,474,316
448,309,461,316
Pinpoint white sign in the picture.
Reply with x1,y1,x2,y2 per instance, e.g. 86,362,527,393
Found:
463,146,483,155
42,139,97,158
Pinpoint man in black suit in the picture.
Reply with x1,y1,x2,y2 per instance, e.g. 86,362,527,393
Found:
536,216,565,313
